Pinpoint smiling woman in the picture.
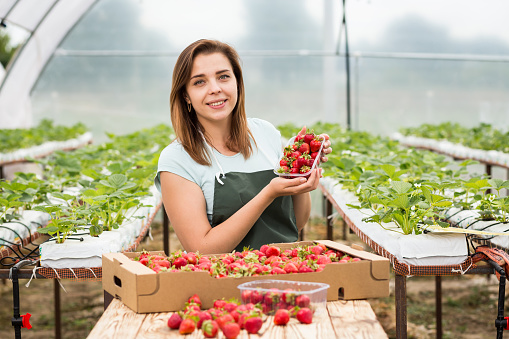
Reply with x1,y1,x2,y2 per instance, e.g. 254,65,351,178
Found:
156,39,332,254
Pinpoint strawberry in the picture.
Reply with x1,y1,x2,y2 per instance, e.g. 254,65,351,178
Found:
283,262,298,274
298,142,310,154
173,257,187,269
296,307,313,324
296,294,311,308
279,158,289,167
188,294,202,307
295,133,305,142
167,313,182,329
179,318,196,334
213,299,227,309
197,311,213,329
202,319,219,338
224,301,239,313
290,167,299,174
222,322,241,339
311,244,325,256
299,165,311,174
244,316,263,334
241,290,252,303
266,246,281,257
304,131,315,144
273,309,290,325
290,150,301,159
216,313,235,331
296,156,308,168
299,265,314,273
259,244,269,255
310,138,322,152
251,290,264,304
271,267,286,275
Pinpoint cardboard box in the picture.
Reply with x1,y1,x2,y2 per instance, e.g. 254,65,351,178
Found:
102,240,390,313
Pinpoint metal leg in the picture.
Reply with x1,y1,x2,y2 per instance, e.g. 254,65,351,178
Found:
395,274,407,339
163,205,170,255
326,199,334,241
435,276,442,339
54,280,61,339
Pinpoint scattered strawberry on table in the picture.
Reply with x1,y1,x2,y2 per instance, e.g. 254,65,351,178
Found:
276,128,324,177
133,243,361,277
167,293,318,338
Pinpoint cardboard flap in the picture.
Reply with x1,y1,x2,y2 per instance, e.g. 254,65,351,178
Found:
316,240,390,280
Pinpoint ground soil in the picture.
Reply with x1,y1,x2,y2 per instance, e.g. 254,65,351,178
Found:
0,214,504,339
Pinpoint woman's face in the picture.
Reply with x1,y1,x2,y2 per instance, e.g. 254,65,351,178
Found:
185,52,238,126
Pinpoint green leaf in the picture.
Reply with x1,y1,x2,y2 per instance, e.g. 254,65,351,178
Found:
380,164,396,178
389,195,410,209
391,181,413,194
108,174,127,189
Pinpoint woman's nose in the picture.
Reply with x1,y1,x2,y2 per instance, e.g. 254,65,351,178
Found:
208,80,221,94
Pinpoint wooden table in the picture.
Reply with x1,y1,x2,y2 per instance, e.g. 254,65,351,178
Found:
88,298,388,339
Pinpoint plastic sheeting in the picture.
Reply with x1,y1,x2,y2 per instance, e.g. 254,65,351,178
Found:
0,0,96,129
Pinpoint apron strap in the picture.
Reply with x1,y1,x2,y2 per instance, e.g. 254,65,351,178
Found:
200,131,226,185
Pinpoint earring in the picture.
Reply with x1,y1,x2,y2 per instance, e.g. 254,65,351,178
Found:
187,103,192,113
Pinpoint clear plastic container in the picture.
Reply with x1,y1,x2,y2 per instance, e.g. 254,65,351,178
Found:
237,279,329,316
274,136,325,178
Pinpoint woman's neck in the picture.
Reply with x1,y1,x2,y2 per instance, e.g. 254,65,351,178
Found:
200,119,235,155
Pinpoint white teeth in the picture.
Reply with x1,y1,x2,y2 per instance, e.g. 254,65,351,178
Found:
209,101,224,107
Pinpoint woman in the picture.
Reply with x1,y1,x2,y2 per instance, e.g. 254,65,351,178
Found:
156,39,331,254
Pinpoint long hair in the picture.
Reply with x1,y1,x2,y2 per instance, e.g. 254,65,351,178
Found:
169,39,255,166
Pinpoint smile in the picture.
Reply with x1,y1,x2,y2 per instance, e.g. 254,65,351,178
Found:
208,100,226,107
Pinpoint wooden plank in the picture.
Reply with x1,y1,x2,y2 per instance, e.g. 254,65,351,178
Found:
87,299,146,339
327,300,388,339
90,299,387,339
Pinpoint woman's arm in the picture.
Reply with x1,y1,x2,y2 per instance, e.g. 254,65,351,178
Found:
160,170,319,254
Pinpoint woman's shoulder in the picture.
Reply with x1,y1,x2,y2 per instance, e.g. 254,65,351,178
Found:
247,118,280,137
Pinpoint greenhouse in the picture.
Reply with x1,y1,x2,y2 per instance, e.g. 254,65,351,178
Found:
1,1,509,338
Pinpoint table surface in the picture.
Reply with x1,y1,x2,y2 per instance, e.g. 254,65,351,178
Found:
88,298,388,339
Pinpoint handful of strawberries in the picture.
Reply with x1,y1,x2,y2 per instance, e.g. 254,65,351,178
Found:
276,128,325,178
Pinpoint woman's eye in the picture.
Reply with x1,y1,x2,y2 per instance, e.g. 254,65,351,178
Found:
193,79,204,86
219,74,230,80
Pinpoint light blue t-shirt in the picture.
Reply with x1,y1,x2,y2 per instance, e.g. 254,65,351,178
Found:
155,118,283,224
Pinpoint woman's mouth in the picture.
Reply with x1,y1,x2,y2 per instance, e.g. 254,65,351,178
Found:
208,100,226,108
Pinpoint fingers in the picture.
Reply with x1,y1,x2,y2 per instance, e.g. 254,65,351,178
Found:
297,126,307,137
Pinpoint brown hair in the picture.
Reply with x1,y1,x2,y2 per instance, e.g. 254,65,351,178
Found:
169,39,255,166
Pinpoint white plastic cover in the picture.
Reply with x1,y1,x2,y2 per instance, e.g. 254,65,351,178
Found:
0,0,96,129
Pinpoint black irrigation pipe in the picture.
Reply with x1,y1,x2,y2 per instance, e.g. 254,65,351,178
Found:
443,208,464,221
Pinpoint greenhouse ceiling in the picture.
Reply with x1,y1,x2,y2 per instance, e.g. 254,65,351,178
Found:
0,0,508,139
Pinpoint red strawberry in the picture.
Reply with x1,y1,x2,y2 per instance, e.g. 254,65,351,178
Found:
304,131,315,144
213,299,227,309
173,257,187,269
290,167,299,174
197,311,213,329
178,318,195,334
296,307,313,324
244,316,263,334
310,138,322,152
167,313,182,329
295,133,305,142
296,156,308,168
241,290,252,303
298,142,310,154
251,290,263,304
224,301,239,313
274,309,290,325
311,244,325,256
317,255,332,265
260,244,269,255
283,262,298,274
290,151,301,159
280,158,289,167
222,322,241,339
266,246,281,257
202,319,219,338
188,294,202,307
271,267,286,275
296,294,311,308
216,313,235,331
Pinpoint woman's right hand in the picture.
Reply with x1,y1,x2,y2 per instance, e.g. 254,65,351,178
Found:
265,168,321,199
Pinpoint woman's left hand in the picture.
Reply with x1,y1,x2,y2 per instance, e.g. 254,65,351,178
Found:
297,126,332,163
